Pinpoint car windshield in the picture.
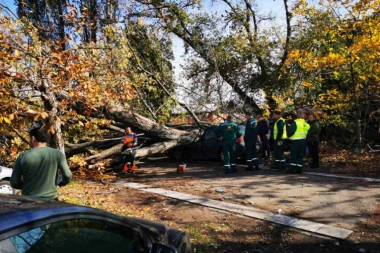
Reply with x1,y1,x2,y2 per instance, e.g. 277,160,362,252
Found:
1,218,145,253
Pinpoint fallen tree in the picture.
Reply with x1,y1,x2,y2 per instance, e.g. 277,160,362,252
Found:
66,106,200,168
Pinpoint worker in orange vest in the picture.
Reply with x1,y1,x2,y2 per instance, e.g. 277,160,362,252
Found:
122,127,138,173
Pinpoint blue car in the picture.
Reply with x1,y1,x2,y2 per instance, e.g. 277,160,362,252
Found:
0,194,191,253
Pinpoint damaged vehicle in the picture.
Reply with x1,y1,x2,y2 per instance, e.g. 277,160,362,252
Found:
0,194,191,253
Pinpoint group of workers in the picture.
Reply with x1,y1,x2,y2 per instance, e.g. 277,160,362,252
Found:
217,108,320,174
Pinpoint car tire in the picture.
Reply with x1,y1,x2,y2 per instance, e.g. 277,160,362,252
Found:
0,180,16,194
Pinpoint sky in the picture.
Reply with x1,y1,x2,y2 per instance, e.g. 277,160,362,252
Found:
0,0,17,17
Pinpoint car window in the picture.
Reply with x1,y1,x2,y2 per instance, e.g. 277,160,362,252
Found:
239,125,245,135
1,218,145,253
204,129,216,141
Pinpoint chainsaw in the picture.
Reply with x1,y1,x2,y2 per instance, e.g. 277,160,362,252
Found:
121,143,144,155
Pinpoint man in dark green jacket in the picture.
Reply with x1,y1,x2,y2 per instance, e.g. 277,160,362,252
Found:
11,127,72,200
272,110,287,170
217,115,242,174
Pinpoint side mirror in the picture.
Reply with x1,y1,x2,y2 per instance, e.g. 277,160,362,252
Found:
151,242,178,253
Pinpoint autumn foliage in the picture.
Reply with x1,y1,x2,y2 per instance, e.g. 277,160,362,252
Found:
0,0,379,168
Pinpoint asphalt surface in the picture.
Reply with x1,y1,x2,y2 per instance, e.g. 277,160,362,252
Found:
132,160,380,232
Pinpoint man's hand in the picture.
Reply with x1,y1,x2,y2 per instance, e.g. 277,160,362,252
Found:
277,140,283,145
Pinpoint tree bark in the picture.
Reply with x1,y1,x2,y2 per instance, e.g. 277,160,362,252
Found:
84,129,199,163
106,106,188,140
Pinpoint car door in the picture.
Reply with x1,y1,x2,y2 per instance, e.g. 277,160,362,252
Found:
201,127,219,159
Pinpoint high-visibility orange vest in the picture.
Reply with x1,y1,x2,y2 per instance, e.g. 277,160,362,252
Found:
123,133,135,145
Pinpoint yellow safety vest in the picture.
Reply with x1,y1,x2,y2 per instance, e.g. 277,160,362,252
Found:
274,117,287,140
289,118,310,140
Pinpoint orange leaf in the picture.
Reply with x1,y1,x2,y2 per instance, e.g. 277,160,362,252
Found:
48,125,55,135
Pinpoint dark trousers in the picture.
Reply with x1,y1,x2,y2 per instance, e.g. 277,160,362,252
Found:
259,134,270,158
124,150,136,165
290,139,307,172
307,141,319,167
223,142,236,172
245,138,259,169
273,141,286,170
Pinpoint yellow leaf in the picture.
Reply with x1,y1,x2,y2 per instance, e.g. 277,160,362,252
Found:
34,114,40,121
41,112,49,119
3,117,11,124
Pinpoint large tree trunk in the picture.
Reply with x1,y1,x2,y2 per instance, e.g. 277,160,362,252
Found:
68,107,200,166
84,131,198,163
106,106,188,140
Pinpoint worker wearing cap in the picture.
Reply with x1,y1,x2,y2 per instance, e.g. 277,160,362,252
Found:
216,115,242,174
287,109,310,173
272,110,287,171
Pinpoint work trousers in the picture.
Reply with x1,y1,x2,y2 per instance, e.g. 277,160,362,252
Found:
245,138,259,170
259,134,270,158
307,141,319,167
290,139,307,173
124,150,136,166
273,141,286,170
222,142,236,172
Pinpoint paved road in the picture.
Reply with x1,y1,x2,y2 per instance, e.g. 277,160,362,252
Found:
132,160,380,232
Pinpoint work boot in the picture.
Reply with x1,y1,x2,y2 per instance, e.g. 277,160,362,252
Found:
270,161,278,170
231,165,238,173
287,166,297,174
245,161,254,171
129,164,137,173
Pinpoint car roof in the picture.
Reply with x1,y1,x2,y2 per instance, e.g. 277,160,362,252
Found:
0,194,163,241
